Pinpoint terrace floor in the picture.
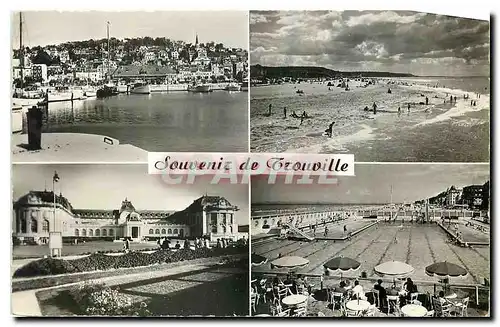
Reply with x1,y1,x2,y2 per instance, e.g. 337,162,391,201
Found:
252,221,490,285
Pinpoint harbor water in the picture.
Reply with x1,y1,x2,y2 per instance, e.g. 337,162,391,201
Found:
26,91,248,152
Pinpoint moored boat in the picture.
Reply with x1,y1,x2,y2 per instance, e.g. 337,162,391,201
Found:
130,83,151,94
188,84,212,93
96,85,119,98
225,83,241,92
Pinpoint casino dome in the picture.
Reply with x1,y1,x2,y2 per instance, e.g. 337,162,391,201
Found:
14,191,74,213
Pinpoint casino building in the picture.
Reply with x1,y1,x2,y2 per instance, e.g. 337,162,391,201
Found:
12,191,241,244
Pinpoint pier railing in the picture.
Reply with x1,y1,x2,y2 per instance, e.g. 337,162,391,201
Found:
251,208,478,234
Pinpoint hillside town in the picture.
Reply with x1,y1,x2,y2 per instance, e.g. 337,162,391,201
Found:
13,34,249,87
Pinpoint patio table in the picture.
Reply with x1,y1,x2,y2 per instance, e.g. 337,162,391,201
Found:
346,300,370,311
401,304,428,317
282,294,308,306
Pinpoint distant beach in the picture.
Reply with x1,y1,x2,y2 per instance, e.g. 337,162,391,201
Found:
250,76,489,162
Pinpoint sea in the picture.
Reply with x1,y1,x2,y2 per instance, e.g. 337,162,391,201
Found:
250,76,490,162
30,91,248,152
251,203,388,217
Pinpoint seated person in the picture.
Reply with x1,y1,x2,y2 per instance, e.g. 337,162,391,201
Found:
333,281,348,295
352,280,367,300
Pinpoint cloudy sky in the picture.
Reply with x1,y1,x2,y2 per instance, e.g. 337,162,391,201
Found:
12,11,248,48
250,11,490,76
252,164,489,204
12,164,249,224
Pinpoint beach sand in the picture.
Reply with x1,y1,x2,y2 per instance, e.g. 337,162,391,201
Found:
250,79,489,160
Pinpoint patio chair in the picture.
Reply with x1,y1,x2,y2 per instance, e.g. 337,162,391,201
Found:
292,306,308,317
433,298,452,317
425,310,435,317
387,295,400,315
276,286,290,301
409,292,420,304
330,292,345,310
276,308,291,317
251,292,258,313
452,297,469,317
363,304,379,317
370,289,380,308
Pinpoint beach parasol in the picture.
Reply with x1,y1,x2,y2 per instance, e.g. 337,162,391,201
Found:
270,256,309,270
425,261,468,293
323,256,361,281
251,253,268,267
374,261,415,286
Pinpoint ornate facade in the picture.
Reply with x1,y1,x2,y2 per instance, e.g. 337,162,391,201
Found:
12,191,240,244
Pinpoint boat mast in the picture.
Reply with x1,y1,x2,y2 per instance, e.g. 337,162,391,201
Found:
19,12,24,89
107,21,110,82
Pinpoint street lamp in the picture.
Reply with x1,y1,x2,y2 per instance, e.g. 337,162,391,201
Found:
53,171,59,229
50,171,62,257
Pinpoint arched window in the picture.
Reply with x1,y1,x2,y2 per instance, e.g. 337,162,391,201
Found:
161,229,166,234
75,229,79,237
149,229,154,234
89,229,93,236
173,228,178,234
168,228,172,234
82,229,87,236
230,226,233,233
42,219,49,232
31,218,38,233
95,229,100,236
222,226,227,233
109,229,114,236
155,229,160,234
102,229,107,236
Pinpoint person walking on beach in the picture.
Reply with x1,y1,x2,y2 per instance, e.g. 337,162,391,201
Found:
398,107,401,115
324,226,329,237
471,100,473,106
372,102,377,114
407,103,411,113
326,121,335,138
450,95,453,103
283,106,287,118
425,96,429,105
268,103,272,115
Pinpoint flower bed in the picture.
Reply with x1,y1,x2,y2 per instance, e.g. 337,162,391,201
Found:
70,282,152,316
13,245,248,278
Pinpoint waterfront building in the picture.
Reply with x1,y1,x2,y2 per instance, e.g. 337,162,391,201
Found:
12,192,243,244
446,185,462,207
111,65,177,82
462,185,484,209
32,64,48,83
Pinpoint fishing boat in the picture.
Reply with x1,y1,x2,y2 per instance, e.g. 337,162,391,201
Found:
96,22,119,99
130,82,151,94
12,105,23,133
12,13,45,107
149,83,188,92
225,82,241,92
45,86,85,102
82,85,97,98
96,85,118,98
116,81,129,93
240,77,249,92
188,83,212,93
